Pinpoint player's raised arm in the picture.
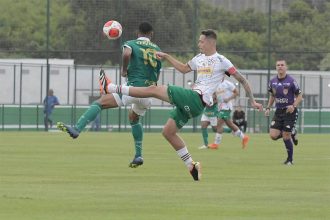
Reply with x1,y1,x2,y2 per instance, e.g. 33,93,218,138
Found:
156,51,192,74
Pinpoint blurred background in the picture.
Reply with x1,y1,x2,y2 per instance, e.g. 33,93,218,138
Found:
0,0,329,133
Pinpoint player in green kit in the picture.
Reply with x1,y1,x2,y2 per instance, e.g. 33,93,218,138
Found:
57,22,162,168
199,93,231,149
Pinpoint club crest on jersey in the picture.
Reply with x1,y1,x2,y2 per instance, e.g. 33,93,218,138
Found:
283,88,288,95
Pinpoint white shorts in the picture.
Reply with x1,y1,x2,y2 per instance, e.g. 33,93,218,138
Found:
201,114,218,126
112,93,152,116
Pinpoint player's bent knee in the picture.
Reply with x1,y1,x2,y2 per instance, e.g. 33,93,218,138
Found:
128,110,139,122
161,130,169,139
162,127,175,140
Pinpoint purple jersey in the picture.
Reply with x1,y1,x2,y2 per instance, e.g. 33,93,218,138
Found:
268,74,301,109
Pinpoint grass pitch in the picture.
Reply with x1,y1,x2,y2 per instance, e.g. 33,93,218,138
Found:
0,132,329,220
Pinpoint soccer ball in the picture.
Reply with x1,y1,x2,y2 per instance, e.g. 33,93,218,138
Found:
103,20,122,40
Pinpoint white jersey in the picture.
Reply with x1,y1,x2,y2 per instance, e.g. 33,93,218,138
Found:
188,52,236,106
216,80,236,110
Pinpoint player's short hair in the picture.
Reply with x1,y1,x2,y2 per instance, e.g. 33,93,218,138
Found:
276,59,287,67
139,22,153,34
276,59,286,63
201,29,217,40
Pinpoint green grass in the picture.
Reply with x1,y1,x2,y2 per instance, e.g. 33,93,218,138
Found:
0,132,329,220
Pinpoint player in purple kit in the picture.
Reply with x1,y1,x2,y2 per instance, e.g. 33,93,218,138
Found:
265,59,303,165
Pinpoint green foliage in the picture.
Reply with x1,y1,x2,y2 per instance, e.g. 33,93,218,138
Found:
320,53,330,71
218,31,267,68
161,52,195,68
288,0,314,21
0,0,329,69
271,0,330,70
0,0,45,51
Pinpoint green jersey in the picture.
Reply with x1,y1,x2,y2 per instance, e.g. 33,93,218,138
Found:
123,38,162,87
203,105,218,117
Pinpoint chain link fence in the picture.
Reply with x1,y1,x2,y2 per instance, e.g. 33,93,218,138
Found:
0,0,329,132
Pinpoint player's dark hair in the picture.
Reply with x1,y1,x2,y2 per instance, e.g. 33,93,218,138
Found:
201,29,217,40
139,22,153,34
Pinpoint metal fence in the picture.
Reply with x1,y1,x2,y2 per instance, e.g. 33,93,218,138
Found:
1,62,330,107
0,63,330,133
1,0,330,132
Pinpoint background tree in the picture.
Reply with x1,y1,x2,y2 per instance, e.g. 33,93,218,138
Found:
0,0,329,70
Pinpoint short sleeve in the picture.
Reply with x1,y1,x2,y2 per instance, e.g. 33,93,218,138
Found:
122,41,132,50
187,54,200,71
222,57,236,75
293,79,302,95
267,81,273,94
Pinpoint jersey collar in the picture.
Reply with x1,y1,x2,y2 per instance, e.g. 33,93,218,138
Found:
277,74,288,81
204,52,218,57
137,37,150,41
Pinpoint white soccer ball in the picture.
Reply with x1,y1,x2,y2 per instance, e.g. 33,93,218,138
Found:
103,20,122,40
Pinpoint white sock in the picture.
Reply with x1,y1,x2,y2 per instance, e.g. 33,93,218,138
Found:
234,130,244,139
176,147,193,169
107,84,130,95
214,132,222,144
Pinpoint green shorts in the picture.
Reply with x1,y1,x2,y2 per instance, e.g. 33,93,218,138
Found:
167,85,205,129
218,110,231,120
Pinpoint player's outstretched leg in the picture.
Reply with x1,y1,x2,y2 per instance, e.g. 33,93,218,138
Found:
57,122,80,139
129,156,144,168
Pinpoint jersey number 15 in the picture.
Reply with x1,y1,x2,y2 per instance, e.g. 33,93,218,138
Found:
140,48,157,68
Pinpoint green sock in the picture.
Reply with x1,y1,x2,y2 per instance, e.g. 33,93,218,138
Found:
202,128,208,145
75,101,102,132
130,120,143,158
224,127,232,133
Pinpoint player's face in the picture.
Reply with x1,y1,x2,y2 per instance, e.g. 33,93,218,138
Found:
276,60,287,75
198,35,215,55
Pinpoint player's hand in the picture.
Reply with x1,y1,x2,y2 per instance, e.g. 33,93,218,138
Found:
286,105,295,113
265,108,270,117
251,101,263,112
155,51,167,60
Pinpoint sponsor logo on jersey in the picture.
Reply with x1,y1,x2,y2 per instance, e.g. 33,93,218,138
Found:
197,67,212,75
275,98,289,103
